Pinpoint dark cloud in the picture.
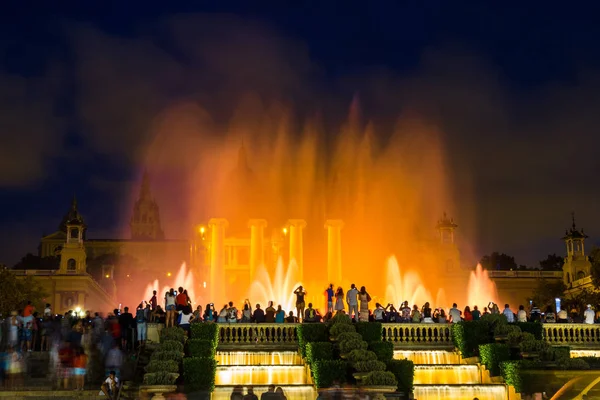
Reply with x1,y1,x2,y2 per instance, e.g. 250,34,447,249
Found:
2,14,600,266
0,70,63,187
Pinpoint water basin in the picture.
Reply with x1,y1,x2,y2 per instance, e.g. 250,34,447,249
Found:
394,350,463,364
216,351,302,366
414,364,481,384
414,384,507,400
212,385,316,400
215,365,307,385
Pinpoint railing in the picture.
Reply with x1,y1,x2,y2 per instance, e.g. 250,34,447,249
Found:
543,323,600,347
487,270,563,278
214,322,600,349
217,323,299,347
382,323,453,347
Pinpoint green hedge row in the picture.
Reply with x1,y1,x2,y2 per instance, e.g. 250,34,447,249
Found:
312,360,348,388
185,323,219,393
355,322,382,343
511,322,543,340
479,343,510,376
452,321,492,357
183,357,217,392
387,359,414,395
187,339,216,358
306,342,333,365
297,323,329,357
190,323,219,342
368,341,394,363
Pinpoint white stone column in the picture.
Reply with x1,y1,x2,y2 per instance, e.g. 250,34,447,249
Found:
209,218,229,301
248,219,267,281
325,219,344,285
287,219,307,280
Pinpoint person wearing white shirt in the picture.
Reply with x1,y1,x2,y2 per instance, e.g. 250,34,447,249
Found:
346,284,359,320
100,370,119,397
517,305,527,322
448,303,461,323
584,305,595,324
502,304,515,323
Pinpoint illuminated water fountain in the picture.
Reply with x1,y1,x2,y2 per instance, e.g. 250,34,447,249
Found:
216,351,301,366
248,258,302,313
467,263,499,307
394,350,463,364
395,350,509,400
142,262,199,305
414,364,481,384
212,351,316,400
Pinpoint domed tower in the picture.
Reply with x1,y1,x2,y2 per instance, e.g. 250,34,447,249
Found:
58,196,87,274
562,212,591,285
130,171,164,240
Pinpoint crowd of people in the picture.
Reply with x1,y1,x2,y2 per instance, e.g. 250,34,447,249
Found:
167,282,600,326
0,300,153,397
1,281,598,396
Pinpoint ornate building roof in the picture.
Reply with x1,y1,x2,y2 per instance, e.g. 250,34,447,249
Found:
59,195,86,232
436,212,458,230
562,212,588,240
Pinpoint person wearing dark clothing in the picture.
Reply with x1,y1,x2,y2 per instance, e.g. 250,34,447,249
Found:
118,307,134,351
252,304,265,323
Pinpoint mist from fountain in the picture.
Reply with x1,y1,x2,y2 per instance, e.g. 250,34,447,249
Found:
467,263,498,308
142,262,199,307
247,258,302,313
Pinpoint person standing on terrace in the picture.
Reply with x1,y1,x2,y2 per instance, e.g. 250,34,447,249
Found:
293,286,307,322
325,284,335,314
346,284,359,321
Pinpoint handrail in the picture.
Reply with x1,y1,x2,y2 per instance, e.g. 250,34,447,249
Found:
116,344,143,400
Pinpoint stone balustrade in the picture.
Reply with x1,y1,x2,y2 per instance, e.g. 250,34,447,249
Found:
382,323,453,347
213,322,600,349
543,323,600,347
217,323,299,348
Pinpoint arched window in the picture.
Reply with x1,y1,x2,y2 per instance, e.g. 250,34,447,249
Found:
67,258,76,271
577,270,586,280
70,228,79,239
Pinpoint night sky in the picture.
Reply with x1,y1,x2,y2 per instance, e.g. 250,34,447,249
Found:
1,2,600,267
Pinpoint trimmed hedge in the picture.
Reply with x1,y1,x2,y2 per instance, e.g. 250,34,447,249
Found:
190,323,219,342
297,323,329,357
353,360,386,372
160,327,187,343
330,323,356,337
387,359,414,395
500,361,522,393
306,342,333,365
355,322,382,343
187,339,216,358
512,322,543,340
368,341,394,363
339,338,368,354
328,313,352,325
183,357,217,392
337,332,363,343
151,350,184,362
346,349,377,363
362,370,397,386
479,343,510,376
452,321,492,357
159,340,184,353
146,359,180,374
312,360,348,388
143,371,178,385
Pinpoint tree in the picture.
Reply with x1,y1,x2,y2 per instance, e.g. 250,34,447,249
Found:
0,267,47,317
539,254,564,271
532,278,567,310
480,252,518,271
